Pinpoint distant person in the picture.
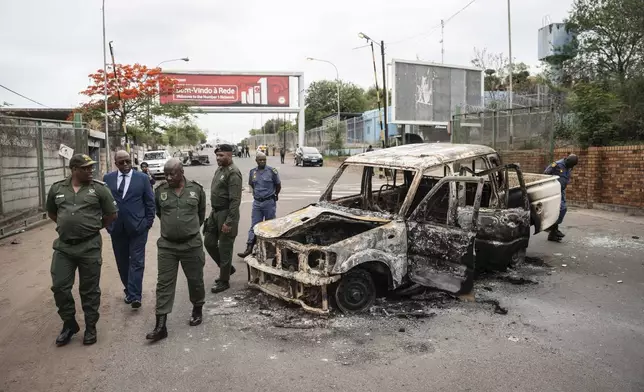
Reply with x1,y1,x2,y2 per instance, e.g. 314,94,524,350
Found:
146,158,207,342
366,145,373,152
279,147,285,164
238,152,281,258
47,154,118,346
272,146,276,156
104,151,156,310
140,162,156,186
544,154,578,242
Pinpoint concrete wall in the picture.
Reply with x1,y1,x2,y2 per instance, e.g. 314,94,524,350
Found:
0,119,76,217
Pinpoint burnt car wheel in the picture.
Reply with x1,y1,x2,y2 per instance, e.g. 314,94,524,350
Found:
334,269,376,314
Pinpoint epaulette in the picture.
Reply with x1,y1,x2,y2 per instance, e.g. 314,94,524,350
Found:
154,180,167,191
52,178,67,185
92,179,107,185
190,179,204,188
271,167,279,174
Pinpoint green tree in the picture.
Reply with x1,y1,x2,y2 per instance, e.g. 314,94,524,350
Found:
364,86,391,111
164,120,207,147
567,0,644,82
304,80,368,129
327,120,346,156
568,81,623,146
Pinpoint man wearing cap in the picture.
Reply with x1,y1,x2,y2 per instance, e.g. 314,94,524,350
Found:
204,144,242,293
46,154,118,346
237,152,281,258
145,158,207,342
104,150,156,309
544,153,578,242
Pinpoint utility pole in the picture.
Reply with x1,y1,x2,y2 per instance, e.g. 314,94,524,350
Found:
381,40,388,148
441,19,445,63
370,42,384,148
507,0,514,147
102,0,110,167
108,41,131,159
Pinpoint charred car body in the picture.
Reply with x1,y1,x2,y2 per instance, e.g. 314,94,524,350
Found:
245,144,562,314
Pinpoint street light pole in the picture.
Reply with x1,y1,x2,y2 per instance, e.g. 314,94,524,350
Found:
306,57,340,140
102,0,110,168
147,57,189,134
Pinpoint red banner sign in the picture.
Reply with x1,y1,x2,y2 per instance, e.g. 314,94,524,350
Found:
159,73,290,107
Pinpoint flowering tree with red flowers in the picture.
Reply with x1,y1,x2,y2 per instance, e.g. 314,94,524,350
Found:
76,63,195,144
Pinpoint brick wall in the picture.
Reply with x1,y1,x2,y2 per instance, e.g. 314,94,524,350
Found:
500,145,644,209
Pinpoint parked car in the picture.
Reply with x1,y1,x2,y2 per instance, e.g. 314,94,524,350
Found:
141,150,171,179
244,143,562,314
295,146,323,167
257,145,268,155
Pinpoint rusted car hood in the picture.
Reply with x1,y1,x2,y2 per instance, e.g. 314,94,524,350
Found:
254,204,392,238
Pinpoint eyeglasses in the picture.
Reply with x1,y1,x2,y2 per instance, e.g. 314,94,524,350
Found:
116,160,132,165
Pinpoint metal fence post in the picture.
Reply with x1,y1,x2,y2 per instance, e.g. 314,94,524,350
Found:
36,120,46,210
492,110,497,149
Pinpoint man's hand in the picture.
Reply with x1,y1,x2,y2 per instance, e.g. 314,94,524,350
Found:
221,223,231,233
274,194,279,202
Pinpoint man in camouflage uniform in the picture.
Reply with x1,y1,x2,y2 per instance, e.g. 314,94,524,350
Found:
544,153,578,242
146,159,207,342
204,144,242,294
47,154,118,346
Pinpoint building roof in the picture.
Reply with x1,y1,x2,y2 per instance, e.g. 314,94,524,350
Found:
343,143,496,170
0,107,73,121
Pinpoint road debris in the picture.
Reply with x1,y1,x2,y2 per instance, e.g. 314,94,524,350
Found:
478,299,508,315
508,336,520,342
617,280,623,283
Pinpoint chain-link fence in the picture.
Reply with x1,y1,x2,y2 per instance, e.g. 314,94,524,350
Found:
0,116,92,234
305,116,382,155
451,107,556,153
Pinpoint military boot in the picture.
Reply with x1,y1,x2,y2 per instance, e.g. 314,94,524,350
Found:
145,314,168,342
189,306,203,326
83,324,97,345
547,226,563,242
55,319,80,347
211,280,230,294
237,243,254,258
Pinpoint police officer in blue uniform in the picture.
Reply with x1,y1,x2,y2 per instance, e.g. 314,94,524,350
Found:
237,152,281,257
544,153,578,242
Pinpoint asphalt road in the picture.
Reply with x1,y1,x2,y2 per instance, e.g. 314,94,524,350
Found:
1,148,643,392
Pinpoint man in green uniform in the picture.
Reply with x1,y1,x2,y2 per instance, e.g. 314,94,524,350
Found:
204,144,242,294
146,158,207,342
47,153,118,346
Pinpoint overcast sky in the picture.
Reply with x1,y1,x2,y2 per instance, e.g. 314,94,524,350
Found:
0,0,573,143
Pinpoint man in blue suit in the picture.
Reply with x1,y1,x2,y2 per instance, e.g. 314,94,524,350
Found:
104,150,155,309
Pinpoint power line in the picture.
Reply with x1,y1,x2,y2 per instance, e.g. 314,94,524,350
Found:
0,83,49,107
387,0,479,46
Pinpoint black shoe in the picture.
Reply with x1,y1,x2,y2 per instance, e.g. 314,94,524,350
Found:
237,244,254,258
55,320,80,347
124,297,133,305
189,306,203,326
145,314,168,342
131,300,142,309
214,265,236,283
83,324,97,345
211,281,230,293
555,229,565,238
547,232,563,242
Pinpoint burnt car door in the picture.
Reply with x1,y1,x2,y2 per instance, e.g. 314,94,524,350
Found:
470,164,531,270
406,176,484,294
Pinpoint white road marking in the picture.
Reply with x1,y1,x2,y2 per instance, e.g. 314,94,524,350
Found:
307,179,320,184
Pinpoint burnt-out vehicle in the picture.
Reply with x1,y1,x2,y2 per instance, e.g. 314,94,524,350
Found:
245,144,561,314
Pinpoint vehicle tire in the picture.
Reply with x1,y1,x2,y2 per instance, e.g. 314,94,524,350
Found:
509,247,527,267
334,269,376,314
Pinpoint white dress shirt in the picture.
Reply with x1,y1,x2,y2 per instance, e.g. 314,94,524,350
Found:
116,170,133,197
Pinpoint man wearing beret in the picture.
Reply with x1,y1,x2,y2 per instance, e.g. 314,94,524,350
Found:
204,144,243,293
46,154,118,346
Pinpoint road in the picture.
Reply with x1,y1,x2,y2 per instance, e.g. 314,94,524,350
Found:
1,149,643,392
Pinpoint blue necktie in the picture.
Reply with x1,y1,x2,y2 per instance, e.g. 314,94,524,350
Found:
117,174,126,196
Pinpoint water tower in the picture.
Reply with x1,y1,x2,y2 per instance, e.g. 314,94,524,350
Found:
538,17,576,85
